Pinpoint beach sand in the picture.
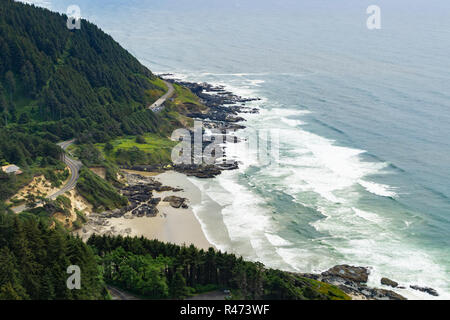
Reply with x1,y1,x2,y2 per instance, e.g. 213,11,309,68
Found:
102,171,214,250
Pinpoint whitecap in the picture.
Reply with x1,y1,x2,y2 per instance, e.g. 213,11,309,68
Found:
358,180,397,198
352,207,384,224
265,233,293,247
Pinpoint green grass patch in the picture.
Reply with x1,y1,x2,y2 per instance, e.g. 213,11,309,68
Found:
162,83,208,127
150,78,168,91
173,83,204,106
302,277,351,300
96,134,177,166
145,77,168,104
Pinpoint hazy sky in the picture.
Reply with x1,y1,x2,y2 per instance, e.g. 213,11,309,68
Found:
17,0,450,14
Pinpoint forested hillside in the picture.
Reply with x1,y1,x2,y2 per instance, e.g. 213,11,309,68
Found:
89,235,350,300
0,0,179,145
0,0,182,204
0,212,107,299
0,210,349,300
0,1,351,302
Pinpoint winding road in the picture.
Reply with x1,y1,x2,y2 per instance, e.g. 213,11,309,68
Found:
148,80,175,113
50,140,83,199
107,285,139,300
11,79,174,214
11,139,82,213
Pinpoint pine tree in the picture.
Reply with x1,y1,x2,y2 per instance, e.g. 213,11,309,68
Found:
170,270,188,299
4,71,15,103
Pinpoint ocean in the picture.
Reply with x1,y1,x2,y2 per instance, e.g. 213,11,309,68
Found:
37,0,450,299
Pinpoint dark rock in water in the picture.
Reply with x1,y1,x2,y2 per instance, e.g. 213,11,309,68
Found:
158,186,174,192
167,79,260,109
132,204,158,217
163,196,187,209
410,285,439,296
173,164,223,178
322,265,370,283
299,270,406,300
150,197,161,205
216,162,239,171
381,277,399,288
374,289,407,300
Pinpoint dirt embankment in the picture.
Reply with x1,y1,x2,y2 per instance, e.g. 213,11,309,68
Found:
8,175,61,204
53,189,94,229
89,167,106,179
9,172,93,230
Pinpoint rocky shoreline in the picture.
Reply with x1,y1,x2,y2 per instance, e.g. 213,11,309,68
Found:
160,75,260,178
111,77,440,300
301,264,440,299
78,170,212,250
85,171,441,300
301,265,406,300
118,76,253,179
79,173,189,238
106,173,187,219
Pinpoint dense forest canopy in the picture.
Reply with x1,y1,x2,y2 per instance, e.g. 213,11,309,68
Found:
0,211,349,300
0,2,354,301
0,212,107,300
0,0,179,162
0,0,182,201
89,235,350,300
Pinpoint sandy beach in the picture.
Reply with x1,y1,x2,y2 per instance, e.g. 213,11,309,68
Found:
80,171,214,251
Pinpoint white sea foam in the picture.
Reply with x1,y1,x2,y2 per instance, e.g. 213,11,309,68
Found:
169,72,450,299
215,172,272,242
358,179,398,198
265,233,293,247
280,118,306,127
273,127,388,204
352,207,385,224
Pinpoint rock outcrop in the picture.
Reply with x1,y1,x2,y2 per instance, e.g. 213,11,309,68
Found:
101,173,184,219
301,265,406,300
321,264,369,283
173,164,224,179
381,277,398,288
163,196,188,209
410,285,439,297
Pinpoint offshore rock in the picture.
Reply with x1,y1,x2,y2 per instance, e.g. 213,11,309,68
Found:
381,277,398,288
300,264,407,300
322,265,369,283
410,285,439,296
173,164,223,178
163,196,188,209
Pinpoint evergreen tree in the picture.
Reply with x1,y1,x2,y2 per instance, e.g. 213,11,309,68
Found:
170,271,188,299
4,71,15,102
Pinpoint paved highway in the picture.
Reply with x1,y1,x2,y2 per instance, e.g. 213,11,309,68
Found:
148,80,175,113
12,139,82,213
11,79,172,214
107,285,139,300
